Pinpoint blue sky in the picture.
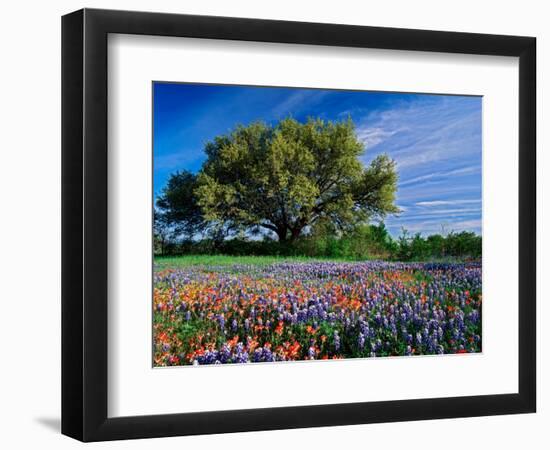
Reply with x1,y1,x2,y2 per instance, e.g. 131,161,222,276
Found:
153,82,482,237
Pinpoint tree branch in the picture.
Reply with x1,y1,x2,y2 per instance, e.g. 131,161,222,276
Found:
259,222,279,232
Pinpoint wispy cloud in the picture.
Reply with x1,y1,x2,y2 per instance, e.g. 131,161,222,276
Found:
399,165,480,187
357,96,481,170
396,184,480,203
450,219,482,230
270,90,329,119
403,209,481,221
357,127,403,149
392,113,480,170
154,84,482,237
415,199,481,207
387,218,481,236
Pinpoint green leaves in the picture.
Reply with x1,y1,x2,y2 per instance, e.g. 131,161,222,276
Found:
354,154,400,218
155,170,204,239
162,117,400,243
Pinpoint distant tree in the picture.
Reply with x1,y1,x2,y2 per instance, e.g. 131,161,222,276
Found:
194,118,400,242
396,227,412,260
156,170,204,239
369,223,393,250
446,231,482,258
343,222,394,259
153,210,171,256
426,233,446,258
410,232,429,260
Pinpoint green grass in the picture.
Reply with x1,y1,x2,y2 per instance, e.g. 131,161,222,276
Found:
154,254,356,268
154,254,479,269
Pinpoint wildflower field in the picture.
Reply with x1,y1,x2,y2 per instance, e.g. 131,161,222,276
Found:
153,257,482,366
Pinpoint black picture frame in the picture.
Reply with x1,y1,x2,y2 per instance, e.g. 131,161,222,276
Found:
62,8,536,442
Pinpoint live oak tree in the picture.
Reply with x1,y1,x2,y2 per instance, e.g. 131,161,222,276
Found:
193,117,399,242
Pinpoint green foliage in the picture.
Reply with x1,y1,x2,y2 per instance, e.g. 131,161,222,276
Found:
155,170,204,241
154,254,353,268
154,116,480,262
393,229,481,261
154,224,481,262
193,117,399,242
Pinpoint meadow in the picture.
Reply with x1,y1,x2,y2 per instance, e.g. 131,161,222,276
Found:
154,254,355,268
153,256,482,366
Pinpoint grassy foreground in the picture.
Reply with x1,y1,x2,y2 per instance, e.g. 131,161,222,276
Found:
154,254,356,268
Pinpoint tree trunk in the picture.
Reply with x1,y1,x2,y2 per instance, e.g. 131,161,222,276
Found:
276,226,288,243
276,225,304,243
290,227,302,242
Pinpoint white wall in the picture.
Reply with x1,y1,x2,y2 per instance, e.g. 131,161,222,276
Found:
0,1,546,448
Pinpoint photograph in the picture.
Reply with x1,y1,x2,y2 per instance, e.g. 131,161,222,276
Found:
152,83,483,367
0,1,541,446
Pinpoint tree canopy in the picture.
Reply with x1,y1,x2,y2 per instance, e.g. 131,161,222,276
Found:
157,117,400,242
155,170,204,239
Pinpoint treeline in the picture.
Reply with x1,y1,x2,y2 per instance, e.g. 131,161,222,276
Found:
154,223,481,262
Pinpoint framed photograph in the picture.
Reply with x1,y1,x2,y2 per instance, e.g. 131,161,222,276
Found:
62,8,536,442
